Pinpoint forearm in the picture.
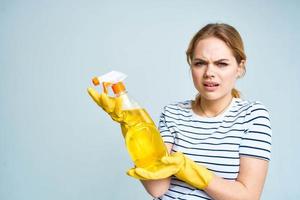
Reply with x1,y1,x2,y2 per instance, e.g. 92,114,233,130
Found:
140,178,171,198
204,176,260,200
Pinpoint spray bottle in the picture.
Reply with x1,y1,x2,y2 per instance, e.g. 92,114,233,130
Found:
92,71,168,168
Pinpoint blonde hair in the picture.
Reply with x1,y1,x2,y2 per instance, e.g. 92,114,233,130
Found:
186,23,246,98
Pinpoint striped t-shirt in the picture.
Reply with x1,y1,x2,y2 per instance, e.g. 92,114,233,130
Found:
156,98,272,200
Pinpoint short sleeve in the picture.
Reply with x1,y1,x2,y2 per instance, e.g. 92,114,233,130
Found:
158,106,175,144
239,102,272,161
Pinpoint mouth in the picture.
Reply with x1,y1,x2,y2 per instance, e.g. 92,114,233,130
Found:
203,82,220,91
203,83,220,87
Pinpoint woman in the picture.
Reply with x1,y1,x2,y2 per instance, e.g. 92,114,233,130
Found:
87,23,272,200
128,23,272,200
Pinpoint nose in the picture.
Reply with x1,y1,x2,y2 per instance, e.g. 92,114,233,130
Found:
203,64,215,78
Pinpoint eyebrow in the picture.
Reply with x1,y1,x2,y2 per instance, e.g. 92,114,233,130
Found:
193,58,230,62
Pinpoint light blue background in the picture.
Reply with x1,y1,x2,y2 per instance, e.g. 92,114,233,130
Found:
1,0,299,199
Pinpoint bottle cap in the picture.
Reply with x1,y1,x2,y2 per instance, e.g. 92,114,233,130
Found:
112,82,126,94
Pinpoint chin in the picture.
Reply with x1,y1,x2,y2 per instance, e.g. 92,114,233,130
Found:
198,91,229,101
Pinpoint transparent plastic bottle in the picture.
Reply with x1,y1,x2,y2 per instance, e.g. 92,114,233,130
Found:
92,72,168,168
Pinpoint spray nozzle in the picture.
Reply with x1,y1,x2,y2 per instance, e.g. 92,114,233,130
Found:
92,71,127,95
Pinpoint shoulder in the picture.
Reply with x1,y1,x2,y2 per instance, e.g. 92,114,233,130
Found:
234,98,270,117
232,99,271,129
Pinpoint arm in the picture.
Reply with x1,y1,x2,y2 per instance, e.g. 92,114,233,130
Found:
140,143,173,198
204,102,271,200
134,152,269,199
204,156,269,200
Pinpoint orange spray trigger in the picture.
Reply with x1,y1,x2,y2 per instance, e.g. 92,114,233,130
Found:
92,77,100,86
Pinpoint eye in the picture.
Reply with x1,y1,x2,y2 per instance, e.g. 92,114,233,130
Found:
193,61,206,67
217,62,229,67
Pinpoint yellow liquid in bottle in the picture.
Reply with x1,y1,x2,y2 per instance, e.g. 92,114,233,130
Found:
121,109,168,168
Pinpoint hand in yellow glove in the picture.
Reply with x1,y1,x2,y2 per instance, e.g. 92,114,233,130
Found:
127,152,184,180
127,151,214,189
87,87,124,123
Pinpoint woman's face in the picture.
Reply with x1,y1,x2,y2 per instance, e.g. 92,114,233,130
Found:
191,37,244,101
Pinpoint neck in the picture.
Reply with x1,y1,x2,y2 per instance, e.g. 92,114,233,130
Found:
194,95,233,117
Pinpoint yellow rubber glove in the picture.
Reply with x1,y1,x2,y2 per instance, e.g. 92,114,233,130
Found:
127,152,184,180
87,87,124,123
127,152,214,189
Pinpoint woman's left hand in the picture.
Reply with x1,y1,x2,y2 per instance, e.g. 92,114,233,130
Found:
128,151,214,190
127,152,184,180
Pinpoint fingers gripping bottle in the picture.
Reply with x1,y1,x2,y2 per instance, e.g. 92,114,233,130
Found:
92,71,168,168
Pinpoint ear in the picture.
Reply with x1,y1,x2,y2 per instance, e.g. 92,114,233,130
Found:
237,60,246,78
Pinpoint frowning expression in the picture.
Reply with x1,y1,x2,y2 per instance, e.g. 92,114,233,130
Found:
191,37,244,100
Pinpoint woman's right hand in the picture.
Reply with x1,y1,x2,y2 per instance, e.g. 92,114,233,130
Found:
87,87,124,123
